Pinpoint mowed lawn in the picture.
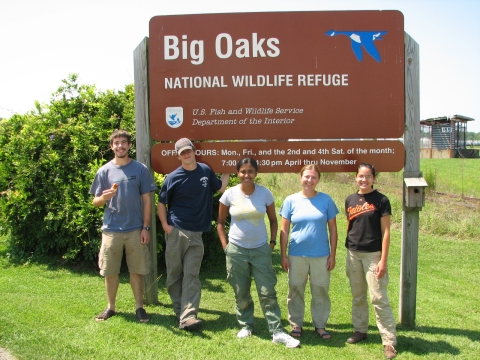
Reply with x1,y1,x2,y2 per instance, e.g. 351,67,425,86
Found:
1,229,479,359
1,157,480,359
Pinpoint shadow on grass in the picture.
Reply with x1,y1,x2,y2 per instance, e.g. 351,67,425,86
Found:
396,324,480,356
323,323,478,356
3,246,478,356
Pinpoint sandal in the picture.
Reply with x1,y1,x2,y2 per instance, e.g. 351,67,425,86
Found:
315,328,331,339
136,307,150,323
95,308,116,322
290,327,302,337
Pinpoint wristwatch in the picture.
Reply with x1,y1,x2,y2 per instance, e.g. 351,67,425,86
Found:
143,226,151,231
269,240,277,245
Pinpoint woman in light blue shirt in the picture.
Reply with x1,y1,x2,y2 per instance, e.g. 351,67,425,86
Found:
279,164,338,339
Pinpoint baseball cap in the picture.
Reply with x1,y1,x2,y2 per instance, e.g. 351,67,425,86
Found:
175,138,194,154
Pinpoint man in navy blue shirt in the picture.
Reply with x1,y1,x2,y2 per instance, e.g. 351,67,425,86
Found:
158,138,229,331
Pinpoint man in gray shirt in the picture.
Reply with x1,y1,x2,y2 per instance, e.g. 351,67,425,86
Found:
90,130,157,323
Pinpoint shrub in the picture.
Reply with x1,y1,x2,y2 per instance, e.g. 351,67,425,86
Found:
0,75,136,262
0,74,234,266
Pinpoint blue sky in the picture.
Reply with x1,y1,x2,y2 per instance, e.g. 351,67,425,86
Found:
1,0,479,132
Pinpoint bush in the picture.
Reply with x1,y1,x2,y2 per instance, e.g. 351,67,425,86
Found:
0,75,136,262
0,74,234,267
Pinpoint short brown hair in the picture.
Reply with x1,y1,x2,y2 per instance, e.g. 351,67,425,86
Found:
109,130,132,145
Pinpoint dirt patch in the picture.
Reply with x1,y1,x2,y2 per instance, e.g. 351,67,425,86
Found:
0,348,15,360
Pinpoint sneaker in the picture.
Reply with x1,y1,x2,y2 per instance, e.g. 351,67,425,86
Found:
95,308,116,322
346,331,367,344
136,307,150,323
179,317,203,331
237,329,252,338
384,345,397,359
272,332,301,348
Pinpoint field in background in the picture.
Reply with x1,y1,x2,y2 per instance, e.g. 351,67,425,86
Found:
259,158,480,241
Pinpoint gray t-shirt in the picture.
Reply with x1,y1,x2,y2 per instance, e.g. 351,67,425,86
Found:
219,184,274,249
90,159,157,232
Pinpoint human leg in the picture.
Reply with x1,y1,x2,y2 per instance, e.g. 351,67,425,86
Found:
309,255,331,337
287,255,309,331
96,231,123,320
251,243,284,335
165,227,187,318
124,230,150,316
179,230,204,322
346,250,369,334
226,242,255,331
364,252,397,346
130,273,145,309
105,275,120,310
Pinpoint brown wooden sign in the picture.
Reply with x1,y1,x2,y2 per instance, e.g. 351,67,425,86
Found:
149,11,405,141
151,140,405,174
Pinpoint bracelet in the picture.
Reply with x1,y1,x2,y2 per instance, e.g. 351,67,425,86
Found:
269,240,277,245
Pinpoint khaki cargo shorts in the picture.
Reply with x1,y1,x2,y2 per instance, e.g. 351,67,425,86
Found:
98,230,150,276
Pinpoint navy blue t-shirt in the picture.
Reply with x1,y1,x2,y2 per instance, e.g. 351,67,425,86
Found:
159,162,222,232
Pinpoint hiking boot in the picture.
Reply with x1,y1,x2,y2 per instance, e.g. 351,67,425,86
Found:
346,331,367,344
384,345,397,359
179,317,203,331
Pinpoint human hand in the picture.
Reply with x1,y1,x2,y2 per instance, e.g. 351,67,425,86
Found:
140,229,150,244
376,261,387,279
326,255,336,271
281,257,289,272
101,188,117,201
163,224,174,235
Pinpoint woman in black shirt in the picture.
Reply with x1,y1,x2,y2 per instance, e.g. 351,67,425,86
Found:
344,163,397,359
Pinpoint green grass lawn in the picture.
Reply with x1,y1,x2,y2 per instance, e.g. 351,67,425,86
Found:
1,157,479,359
420,158,480,198
1,229,479,359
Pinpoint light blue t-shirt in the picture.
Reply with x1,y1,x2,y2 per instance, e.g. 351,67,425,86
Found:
279,192,339,257
219,184,274,249
90,159,157,232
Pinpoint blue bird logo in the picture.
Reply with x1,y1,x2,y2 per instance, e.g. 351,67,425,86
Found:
167,113,182,127
325,30,387,62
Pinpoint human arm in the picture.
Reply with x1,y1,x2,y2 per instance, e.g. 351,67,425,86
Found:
326,217,338,271
157,202,174,235
280,217,291,272
216,203,230,250
266,202,278,250
140,192,152,244
218,173,230,193
376,215,391,279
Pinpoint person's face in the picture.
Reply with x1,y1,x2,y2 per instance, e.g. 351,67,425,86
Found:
356,166,375,192
237,162,257,185
177,148,195,165
110,137,131,158
301,169,319,190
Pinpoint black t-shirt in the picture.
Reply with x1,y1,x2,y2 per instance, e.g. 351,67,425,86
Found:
344,190,391,252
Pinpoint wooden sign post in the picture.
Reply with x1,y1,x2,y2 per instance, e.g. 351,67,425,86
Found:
400,32,421,326
133,12,422,319
133,37,159,304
